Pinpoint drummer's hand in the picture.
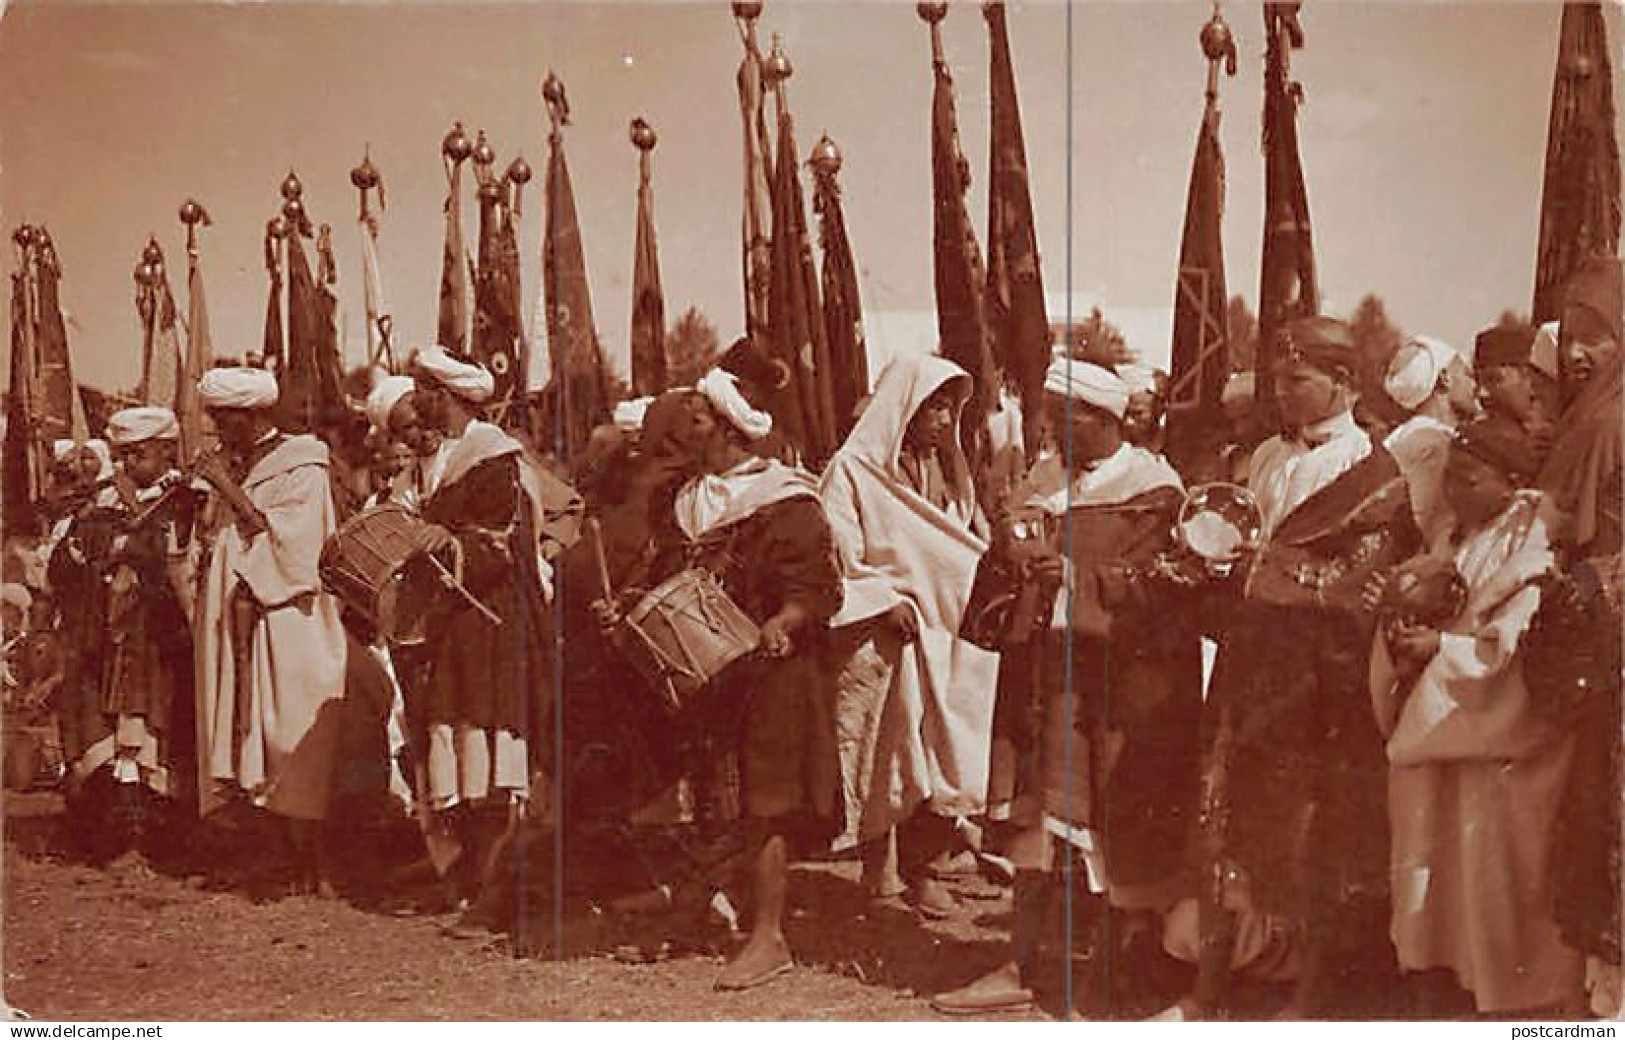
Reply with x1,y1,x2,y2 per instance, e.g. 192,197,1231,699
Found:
758,607,803,659
886,603,919,643
415,524,455,556
1025,552,1065,587
589,598,621,632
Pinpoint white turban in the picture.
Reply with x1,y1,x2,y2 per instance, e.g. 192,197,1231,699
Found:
413,345,494,403
52,438,112,478
697,367,773,441
1383,335,1460,411
106,406,179,445
612,396,655,433
366,375,416,433
1043,357,1129,420
198,366,279,410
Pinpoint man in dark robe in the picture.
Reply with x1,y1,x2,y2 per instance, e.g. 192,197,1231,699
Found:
1157,316,1421,1020
49,407,196,858
933,359,1202,1015
408,346,553,907
622,364,843,990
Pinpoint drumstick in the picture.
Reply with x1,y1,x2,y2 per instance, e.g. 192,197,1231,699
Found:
586,517,614,602
424,546,505,628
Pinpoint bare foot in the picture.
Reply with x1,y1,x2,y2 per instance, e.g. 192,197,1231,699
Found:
715,932,792,991
911,877,960,921
931,961,1033,1015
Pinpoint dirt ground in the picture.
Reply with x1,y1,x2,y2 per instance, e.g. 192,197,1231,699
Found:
2,791,1089,1022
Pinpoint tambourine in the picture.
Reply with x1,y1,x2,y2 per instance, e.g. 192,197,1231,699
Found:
1175,483,1262,568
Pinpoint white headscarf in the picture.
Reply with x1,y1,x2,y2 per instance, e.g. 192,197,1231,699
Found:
413,345,494,403
105,406,180,445
1043,357,1129,419
366,375,416,433
697,367,773,441
198,367,279,410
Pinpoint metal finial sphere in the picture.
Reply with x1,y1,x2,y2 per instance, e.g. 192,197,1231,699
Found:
179,199,207,225
917,2,949,24
135,260,160,287
630,117,657,151
506,156,533,185
350,155,380,190
472,129,495,167
267,216,289,240
141,239,164,266
442,122,473,163
280,170,304,201
763,35,793,83
731,1,763,20
542,72,566,106
282,198,305,223
11,225,31,249
809,134,842,176
1200,13,1233,60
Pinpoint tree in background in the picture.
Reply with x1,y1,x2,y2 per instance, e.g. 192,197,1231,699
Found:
1348,293,1408,425
1226,295,1259,372
1064,307,1133,366
601,365,632,405
666,305,721,388
1494,309,1536,337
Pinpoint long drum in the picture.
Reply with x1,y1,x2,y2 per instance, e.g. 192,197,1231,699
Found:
615,568,760,715
319,503,433,644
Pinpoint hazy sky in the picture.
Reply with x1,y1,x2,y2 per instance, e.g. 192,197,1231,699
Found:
2,0,1622,393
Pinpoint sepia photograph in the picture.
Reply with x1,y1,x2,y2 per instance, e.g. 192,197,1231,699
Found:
1,0,1622,1025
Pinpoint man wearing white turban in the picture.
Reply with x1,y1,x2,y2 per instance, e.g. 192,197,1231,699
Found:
622,368,842,989
1383,335,1476,553
192,366,348,894
935,354,1201,1014
412,344,495,404
49,405,196,858
404,348,555,914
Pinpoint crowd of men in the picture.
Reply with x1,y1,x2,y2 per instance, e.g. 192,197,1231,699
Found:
2,253,1620,1020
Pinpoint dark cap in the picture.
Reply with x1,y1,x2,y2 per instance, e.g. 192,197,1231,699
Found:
1276,316,1358,385
1472,326,1535,373
719,336,791,404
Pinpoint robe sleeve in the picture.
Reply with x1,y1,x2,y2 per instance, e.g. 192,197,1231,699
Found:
233,463,333,610
1386,583,1549,765
757,497,844,627
820,459,904,627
